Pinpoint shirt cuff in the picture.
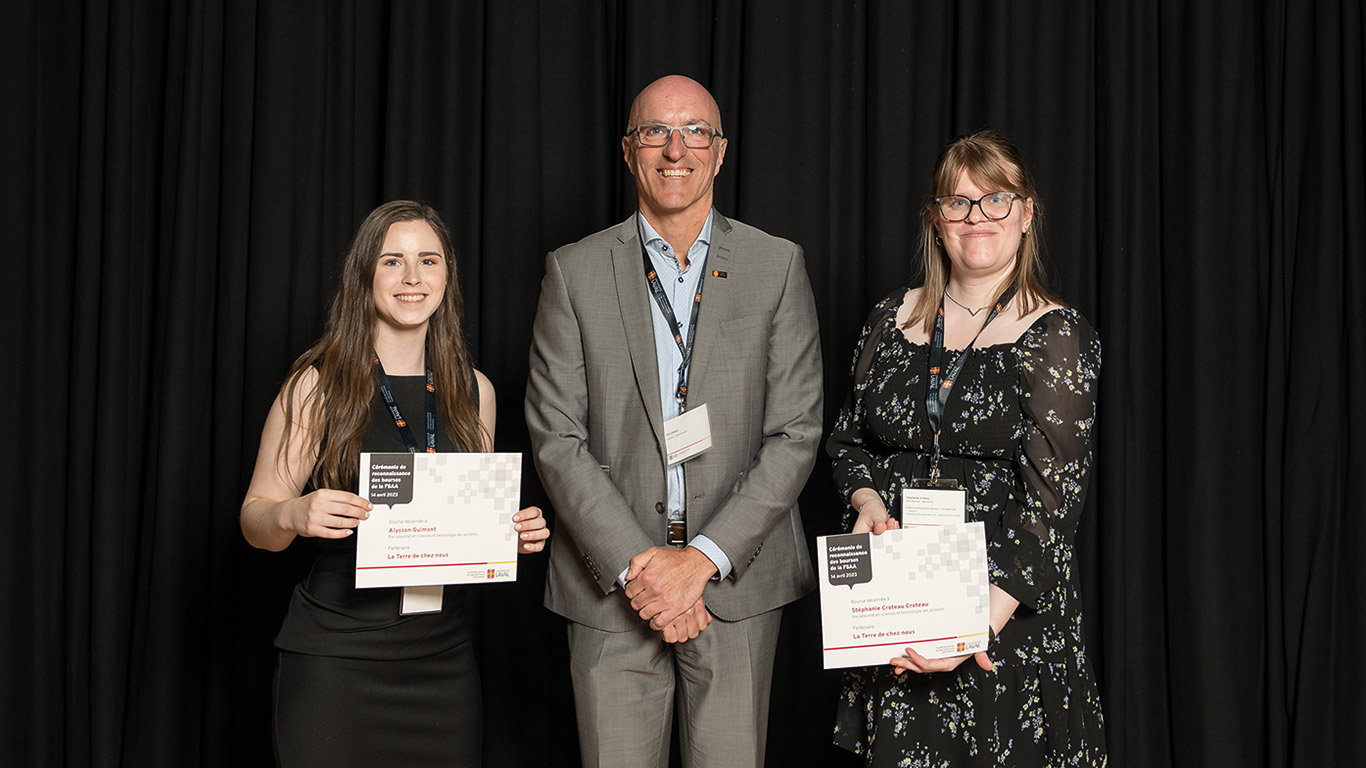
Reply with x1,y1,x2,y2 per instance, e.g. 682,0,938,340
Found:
688,535,732,580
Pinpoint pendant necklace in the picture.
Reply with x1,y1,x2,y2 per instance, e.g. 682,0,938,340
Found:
943,289,988,317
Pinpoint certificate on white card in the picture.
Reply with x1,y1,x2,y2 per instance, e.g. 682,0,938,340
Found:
665,403,712,466
355,452,522,588
817,524,990,668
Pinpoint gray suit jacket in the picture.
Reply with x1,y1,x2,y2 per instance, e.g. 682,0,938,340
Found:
525,212,822,632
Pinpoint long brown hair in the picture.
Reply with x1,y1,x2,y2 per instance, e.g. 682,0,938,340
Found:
907,129,1061,332
279,200,486,492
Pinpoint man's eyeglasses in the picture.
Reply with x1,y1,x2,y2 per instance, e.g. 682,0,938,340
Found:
627,123,724,149
934,192,1022,222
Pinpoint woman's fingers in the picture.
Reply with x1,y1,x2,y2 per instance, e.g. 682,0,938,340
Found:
889,646,974,675
514,506,549,553
297,490,372,538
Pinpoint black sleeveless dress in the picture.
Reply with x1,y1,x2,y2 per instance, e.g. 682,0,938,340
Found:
273,375,481,767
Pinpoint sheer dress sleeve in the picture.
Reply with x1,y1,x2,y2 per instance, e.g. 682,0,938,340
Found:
989,308,1102,609
826,293,902,522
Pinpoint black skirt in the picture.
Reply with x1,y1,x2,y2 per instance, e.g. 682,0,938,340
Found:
274,639,481,767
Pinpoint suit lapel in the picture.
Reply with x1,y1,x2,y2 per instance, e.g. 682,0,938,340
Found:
683,212,733,406
611,217,667,452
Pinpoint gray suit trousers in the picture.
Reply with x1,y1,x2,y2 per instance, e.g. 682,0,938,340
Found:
566,609,784,768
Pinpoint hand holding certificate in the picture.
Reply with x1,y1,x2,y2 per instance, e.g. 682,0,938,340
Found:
817,523,990,669
355,451,523,588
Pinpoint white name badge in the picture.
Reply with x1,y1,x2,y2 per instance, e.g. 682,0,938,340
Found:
665,403,713,466
400,585,444,615
900,482,967,526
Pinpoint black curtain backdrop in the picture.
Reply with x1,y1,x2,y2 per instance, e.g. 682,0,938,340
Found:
2,1,1362,766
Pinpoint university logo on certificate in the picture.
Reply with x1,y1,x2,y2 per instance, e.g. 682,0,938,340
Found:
817,523,990,669
354,452,522,588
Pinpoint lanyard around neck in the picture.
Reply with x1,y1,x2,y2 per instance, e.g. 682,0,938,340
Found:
925,283,1018,478
638,215,705,408
375,356,438,453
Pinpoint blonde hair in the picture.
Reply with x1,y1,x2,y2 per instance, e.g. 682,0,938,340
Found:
906,129,1060,332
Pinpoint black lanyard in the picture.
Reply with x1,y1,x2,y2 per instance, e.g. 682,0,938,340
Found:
925,283,1017,478
375,356,438,453
638,215,704,407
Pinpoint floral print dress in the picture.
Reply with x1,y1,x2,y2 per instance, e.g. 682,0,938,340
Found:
828,290,1107,767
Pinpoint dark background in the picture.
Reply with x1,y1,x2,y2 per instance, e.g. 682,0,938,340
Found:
2,1,1362,766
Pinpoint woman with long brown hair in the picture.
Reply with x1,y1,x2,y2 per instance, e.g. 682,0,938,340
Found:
240,200,547,766
828,130,1106,765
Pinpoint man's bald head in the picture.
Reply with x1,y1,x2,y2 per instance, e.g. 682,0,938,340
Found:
627,75,723,135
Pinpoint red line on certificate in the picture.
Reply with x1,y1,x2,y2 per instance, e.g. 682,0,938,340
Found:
357,560,517,570
825,631,988,651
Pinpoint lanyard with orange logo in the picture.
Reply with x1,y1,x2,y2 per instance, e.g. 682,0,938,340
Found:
925,283,1017,480
375,356,438,453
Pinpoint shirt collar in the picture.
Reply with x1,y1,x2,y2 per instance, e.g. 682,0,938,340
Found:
637,210,715,254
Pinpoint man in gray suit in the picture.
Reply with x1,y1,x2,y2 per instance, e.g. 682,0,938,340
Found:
525,74,821,768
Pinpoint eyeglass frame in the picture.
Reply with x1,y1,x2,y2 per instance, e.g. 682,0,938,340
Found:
626,122,725,149
932,191,1023,222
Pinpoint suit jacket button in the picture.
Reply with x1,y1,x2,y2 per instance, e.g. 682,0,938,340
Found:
655,502,665,514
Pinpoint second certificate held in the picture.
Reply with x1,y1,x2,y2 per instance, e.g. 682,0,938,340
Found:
817,522,990,669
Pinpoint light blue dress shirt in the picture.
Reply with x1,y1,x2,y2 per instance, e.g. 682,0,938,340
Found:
626,211,732,581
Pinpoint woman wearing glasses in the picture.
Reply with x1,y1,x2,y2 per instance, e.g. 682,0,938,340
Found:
240,200,548,767
828,130,1106,765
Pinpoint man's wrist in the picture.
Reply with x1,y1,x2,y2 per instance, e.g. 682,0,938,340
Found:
686,537,727,580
